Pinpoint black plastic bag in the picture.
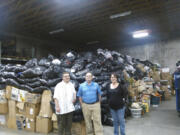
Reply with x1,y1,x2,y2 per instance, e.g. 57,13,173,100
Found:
2,72,16,79
5,65,16,72
48,54,54,61
71,63,84,72
22,66,45,78
61,59,74,68
6,78,20,88
71,80,79,90
25,58,38,68
47,78,61,87
0,77,6,84
50,101,55,113
75,69,89,76
17,77,40,84
27,81,42,88
92,69,102,76
101,81,110,90
38,58,51,67
83,52,94,63
0,84,6,89
32,86,50,93
13,66,27,73
94,76,109,82
42,65,61,80
19,85,34,92
39,79,48,86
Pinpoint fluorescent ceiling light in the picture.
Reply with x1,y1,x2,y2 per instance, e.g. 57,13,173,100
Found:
86,41,99,45
49,28,64,35
110,11,131,19
132,30,149,38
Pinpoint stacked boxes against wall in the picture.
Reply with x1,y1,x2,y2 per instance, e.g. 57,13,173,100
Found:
3,86,41,132
127,65,173,117
0,86,8,127
160,68,173,100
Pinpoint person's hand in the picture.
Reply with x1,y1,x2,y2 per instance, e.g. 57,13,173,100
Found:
56,106,60,113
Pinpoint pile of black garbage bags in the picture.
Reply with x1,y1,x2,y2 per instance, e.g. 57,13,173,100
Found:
0,48,155,125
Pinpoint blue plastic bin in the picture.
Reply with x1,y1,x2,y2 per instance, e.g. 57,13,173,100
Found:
151,95,160,106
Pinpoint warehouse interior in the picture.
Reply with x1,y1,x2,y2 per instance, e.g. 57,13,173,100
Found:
0,0,180,135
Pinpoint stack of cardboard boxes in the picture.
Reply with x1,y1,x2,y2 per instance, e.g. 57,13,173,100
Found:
160,68,172,100
4,86,41,131
36,90,53,134
0,88,8,127
0,85,86,135
127,66,173,114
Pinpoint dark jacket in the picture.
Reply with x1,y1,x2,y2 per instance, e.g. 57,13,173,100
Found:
107,83,128,110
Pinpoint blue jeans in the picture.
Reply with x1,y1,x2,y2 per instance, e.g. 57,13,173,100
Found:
110,107,126,135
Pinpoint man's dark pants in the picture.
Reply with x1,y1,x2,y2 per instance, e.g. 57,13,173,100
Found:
57,112,73,135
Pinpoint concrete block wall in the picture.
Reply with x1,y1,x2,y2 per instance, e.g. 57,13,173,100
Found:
119,39,180,72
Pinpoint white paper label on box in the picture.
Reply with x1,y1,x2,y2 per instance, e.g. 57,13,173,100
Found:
0,90,6,103
30,108,34,115
0,115,6,125
162,68,170,73
18,90,28,102
27,123,30,129
11,87,19,101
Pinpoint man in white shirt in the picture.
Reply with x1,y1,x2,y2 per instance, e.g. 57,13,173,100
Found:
54,72,76,135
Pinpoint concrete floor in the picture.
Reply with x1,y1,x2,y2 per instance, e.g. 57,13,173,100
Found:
0,96,180,135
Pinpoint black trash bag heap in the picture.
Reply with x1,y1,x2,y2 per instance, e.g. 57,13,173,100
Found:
0,49,157,125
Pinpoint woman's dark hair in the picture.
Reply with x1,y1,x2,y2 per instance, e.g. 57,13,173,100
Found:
111,73,118,79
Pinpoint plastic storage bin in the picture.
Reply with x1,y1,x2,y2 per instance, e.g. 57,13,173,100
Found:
130,108,142,118
151,95,160,107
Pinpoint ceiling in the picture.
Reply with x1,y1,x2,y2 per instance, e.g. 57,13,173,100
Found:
0,0,180,47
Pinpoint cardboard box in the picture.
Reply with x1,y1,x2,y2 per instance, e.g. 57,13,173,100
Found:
11,87,27,102
39,90,52,118
0,89,8,114
0,115,7,126
17,102,26,115
71,121,86,135
25,93,41,104
26,103,40,118
11,87,19,101
6,86,12,99
145,81,153,85
160,68,171,81
52,113,57,121
0,102,8,114
8,100,17,117
25,117,36,132
137,64,146,73
16,114,26,130
0,89,7,103
36,116,52,134
7,117,17,129
152,71,160,82
53,121,58,131
164,90,172,100
160,86,169,91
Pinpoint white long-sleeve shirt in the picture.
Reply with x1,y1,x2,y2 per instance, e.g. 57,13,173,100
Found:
53,81,76,115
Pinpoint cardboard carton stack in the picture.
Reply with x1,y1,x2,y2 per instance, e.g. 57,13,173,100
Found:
1,85,87,135
160,68,172,100
0,88,8,127
36,90,53,134
4,86,41,131
52,113,58,133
